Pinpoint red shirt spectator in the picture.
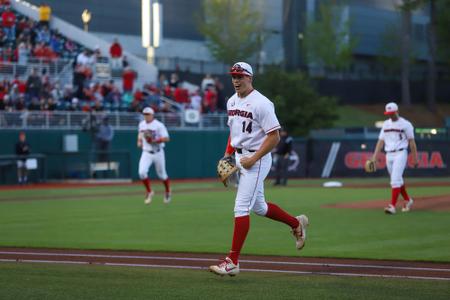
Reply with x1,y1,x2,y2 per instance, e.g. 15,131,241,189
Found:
173,86,189,104
12,77,26,94
122,67,136,92
1,9,15,27
110,40,122,58
133,89,144,102
203,87,218,113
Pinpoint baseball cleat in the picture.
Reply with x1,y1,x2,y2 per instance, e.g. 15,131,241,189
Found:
292,214,309,250
163,192,172,204
402,198,414,212
209,257,239,276
384,204,396,214
144,190,155,205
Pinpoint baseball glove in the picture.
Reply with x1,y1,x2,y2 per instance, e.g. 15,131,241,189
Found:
217,156,238,187
143,131,153,143
364,159,377,173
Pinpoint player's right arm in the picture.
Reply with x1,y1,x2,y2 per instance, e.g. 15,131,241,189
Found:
371,139,384,161
137,132,143,148
224,135,235,157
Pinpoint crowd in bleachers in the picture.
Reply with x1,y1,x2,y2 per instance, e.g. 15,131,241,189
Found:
0,1,227,114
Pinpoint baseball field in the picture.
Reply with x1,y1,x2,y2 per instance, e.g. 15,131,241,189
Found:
0,177,449,299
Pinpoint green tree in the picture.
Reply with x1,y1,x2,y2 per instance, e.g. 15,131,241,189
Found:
255,67,338,136
303,1,357,70
436,0,450,63
198,0,263,65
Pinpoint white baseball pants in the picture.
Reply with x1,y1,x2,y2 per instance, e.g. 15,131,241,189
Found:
386,150,408,188
138,150,168,180
234,151,272,217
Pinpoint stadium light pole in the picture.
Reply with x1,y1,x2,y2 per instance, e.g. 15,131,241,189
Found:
142,0,162,64
81,9,91,32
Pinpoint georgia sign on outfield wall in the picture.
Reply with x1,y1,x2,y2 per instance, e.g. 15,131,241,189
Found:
344,151,446,169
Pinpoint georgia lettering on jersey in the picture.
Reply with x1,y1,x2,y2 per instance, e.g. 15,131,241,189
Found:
227,90,281,150
379,117,414,152
138,119,169,152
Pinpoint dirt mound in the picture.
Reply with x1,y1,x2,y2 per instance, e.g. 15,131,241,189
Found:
325,195,450,212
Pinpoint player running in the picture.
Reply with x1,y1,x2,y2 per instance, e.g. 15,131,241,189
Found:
137,107,171,204
371,102,418,214
209,62,309,277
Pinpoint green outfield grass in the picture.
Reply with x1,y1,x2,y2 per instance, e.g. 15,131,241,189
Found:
0,178,450,261
0,262,449,300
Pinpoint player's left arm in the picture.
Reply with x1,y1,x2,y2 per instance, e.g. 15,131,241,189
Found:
406,122,418,167
409,138,418,167
154,125,170,143
240,130,280,169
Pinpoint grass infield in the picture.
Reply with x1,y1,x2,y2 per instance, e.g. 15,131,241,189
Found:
0,178,449,262
0,262,449,300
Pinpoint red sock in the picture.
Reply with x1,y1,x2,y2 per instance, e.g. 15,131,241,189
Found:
265,202,299,229
163,179,170,193
391,187,401,206
228,215,250,265
142,178,151,193
400,185,410,201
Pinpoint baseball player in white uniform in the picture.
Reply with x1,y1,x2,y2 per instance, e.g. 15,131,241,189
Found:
209,62,309,276
137,107,171,204
371,102,418,214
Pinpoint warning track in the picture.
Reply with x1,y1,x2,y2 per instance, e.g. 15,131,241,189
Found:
1,247,449,281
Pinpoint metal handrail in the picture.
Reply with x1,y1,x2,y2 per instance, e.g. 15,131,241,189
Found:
0,111,228,130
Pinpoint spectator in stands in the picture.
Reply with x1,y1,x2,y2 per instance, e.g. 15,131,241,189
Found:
0,95,5,110
157,73,167,90
201,74,215,92
122,55,129,69
189,89,202,112
0,0,11,9
95,116,114,162
1,6,16,41
26,68,42,100
173,83,189,106
8,83,20,103
77,49,94,66
68,97,79,111
15,131,30,184
15,95,25,111
122,66,136,93
17,42,29,65
49,34,62,54
28,97,40,111
109,38,122,69
202,84,218,114
214,76,226,111
12,75,26,95
36,25,51,44
169,73,180,89
0,30,6,47
38,3,52,28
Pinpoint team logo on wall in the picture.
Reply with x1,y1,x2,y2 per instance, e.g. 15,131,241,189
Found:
344,151,446,169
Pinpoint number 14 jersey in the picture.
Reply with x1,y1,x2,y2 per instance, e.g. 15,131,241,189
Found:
227,89,281,150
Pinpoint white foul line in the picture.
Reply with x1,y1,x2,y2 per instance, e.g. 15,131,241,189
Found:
1,258,450,281
0,251,449,273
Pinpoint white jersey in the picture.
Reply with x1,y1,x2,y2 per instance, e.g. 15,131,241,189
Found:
138,119,169,152
378,117,414,152
227,90,280,150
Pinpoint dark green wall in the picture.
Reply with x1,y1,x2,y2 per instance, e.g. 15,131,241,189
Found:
0,130,229,180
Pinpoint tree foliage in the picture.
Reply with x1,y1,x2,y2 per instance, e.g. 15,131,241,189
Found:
303,2,357,70
198,0,263,65
255,67,338,137
436,0,450,64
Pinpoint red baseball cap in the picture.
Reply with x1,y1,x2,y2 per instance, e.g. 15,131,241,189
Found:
229,62,253,77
